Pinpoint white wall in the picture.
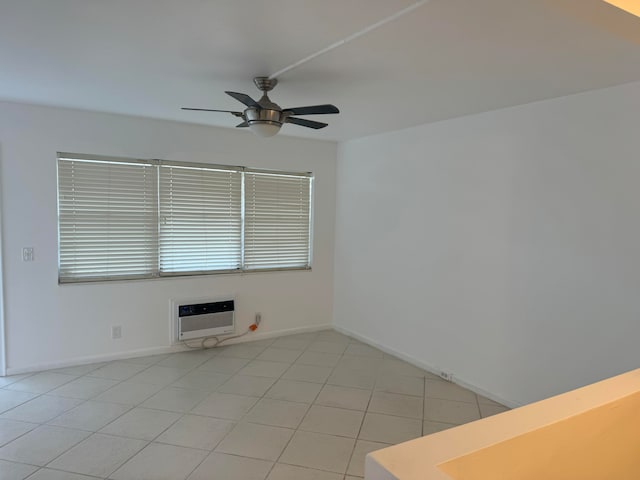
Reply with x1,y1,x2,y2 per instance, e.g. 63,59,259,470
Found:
0,101,336,373
334,81,640,406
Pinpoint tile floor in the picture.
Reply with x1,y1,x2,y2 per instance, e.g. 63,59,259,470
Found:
0,329,508,480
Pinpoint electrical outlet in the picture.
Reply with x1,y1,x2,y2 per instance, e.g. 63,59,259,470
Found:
22,247,34,262
111,325,122,339
439,371,453,382
255,312,262,325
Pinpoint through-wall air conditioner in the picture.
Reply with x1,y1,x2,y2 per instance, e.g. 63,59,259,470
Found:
172,297,235,341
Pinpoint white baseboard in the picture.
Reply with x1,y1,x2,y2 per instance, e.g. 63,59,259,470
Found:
334,324,521,409
5,323,332,376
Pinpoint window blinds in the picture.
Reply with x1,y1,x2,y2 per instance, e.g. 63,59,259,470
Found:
57,156,158,282
158,164,242,274
57,154,313,283
244,171,312,270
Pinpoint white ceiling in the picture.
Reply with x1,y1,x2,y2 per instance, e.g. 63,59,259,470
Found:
1,0,640,141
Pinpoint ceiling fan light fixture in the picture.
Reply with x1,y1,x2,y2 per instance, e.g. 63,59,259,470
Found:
248,122,282,137
602,0,640,17
245,107,283,137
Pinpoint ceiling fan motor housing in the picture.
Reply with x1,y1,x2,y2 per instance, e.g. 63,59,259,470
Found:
245,107,284,127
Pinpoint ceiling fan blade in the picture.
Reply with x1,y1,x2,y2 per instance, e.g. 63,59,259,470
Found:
284,104,339,115
286,117,328,130
225,91,260,108
236,121,249,128
182,107,243,115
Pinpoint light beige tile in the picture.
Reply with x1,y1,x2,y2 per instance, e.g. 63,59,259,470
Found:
1,395,83,423
217,375,276,397
315,385,371,411
21,468,96,479
300,405,364,438
88,362,148,381
48,401,131,431
379,359,425,378
347,440,389,477
141,387,209,413
216,422,294,461
0,374,33,388
374,374,424,397
93,380,162,405
48,433,147,477
6,372,77,394
279,431,355,474
424,398,481,425
368,391,423,419
216,344,266,359
196,356,250,374
52,363,106,376
344,344,384,358
128,366,189,387
191,392,259,420
359,413,422,444
242,339,276,348
111,443,208,480
0,390,38,415
0,425,89,466
188,452,273,480
314,331,351,344
121,354,171,366
477,394,505,407
423,370,443,381
170,371,230,391
49,376,119,399
327,369,375,390
307,341,347,354
100,407,181,440
479,403,509,418
271,337,313,350
282,365,333,384
257,347,303,363
336,356,381,374
238,360,290,378
0,459,38,480
156,351,211,369
0,419,38,447
267,463,343,480
244,398,309,428
424,379,477,403
156,414,234,450
265,379,322,404
296,352,341,368
422,420,457,435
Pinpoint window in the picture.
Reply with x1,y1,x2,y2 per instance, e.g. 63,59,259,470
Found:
244,171,312,270
158,164,242,274
57,156,158,281
57,154,313,283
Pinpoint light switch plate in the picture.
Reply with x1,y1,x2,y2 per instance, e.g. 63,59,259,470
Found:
22,247,34,262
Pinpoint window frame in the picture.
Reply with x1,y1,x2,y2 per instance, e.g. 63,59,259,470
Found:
57,153,313,284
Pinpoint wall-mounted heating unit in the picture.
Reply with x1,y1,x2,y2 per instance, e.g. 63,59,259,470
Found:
173,298,235,341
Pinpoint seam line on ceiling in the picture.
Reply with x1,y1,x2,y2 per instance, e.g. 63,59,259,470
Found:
268,0,431,79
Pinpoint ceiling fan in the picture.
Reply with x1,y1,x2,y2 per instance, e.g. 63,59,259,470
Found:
182,77,340,137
